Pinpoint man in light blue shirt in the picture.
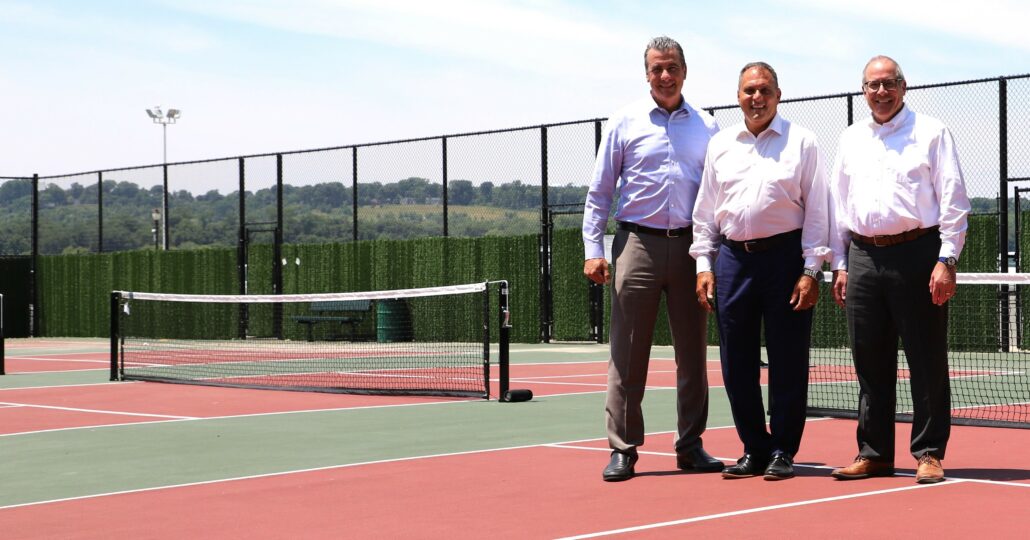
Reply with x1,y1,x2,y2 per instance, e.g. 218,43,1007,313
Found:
583,35,722,481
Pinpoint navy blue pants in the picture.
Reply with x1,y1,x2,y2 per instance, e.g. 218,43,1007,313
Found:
715,232,812,458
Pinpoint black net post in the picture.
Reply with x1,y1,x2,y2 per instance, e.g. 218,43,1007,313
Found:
1,293,5,375
482,281,490,399
498,281,511,401
109,292,120,381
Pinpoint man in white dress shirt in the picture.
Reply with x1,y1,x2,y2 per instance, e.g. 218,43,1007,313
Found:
828,55,970,484
691,62,829,480
583,36,724,481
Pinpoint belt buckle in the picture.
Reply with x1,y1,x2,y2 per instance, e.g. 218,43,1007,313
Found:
743,240,757,253
872,236,889,247
667,228,681,238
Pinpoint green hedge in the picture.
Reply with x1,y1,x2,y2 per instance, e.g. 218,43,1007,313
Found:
33,213,1003,345
39,235,541,343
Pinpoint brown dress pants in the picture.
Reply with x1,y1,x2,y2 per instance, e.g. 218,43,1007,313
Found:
606,228,710,455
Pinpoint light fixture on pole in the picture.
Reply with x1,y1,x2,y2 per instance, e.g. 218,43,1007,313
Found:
151,208,161,250
145,106,181,250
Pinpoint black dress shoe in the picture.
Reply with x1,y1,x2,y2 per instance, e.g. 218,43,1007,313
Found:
763,453,794,480
603,451,638,482
676,446,725,472
722,454,769,479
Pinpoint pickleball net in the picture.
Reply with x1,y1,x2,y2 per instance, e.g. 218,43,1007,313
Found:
110,282,511,399
807,273,1030,428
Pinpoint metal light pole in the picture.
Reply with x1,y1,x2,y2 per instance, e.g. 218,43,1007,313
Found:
145,106,181,250
151,208,161,250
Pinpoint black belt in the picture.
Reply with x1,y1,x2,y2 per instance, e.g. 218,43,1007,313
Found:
617,221,690,238
722,229,801,253
852,226,938,248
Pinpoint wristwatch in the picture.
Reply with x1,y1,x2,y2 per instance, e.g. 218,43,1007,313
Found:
938,256,957,268
802,268,821,281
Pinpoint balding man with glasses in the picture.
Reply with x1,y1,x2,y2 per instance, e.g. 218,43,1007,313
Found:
828,55,970,484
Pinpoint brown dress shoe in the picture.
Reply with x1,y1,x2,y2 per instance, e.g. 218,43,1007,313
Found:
915,454,945,484
831,456,895,480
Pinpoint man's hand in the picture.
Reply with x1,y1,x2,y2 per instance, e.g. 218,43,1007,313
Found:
584,258,610,285
929,262,957,305
789,274,819,311
695,271,716,312
831,270,848,309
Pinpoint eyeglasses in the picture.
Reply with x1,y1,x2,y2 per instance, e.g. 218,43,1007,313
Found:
862,79,903,92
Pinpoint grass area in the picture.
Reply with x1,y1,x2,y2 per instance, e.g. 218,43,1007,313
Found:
360,204,537,221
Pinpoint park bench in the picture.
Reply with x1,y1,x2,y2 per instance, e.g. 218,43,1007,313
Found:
291,300,374,341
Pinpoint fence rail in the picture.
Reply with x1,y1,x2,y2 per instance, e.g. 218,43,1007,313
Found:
1,74,1029,340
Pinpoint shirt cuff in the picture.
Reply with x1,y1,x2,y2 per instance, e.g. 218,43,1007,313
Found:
696,255,713,273
584,242,606,261
803,256,823,271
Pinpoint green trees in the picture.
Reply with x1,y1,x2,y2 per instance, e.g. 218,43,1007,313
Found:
0,176,593,254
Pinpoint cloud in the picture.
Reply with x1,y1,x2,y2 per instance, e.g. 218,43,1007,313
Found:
787,0,1030,52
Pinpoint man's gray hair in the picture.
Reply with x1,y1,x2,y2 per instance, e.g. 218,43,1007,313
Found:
644,36,685,70
739,61,779,89
863,55,906,82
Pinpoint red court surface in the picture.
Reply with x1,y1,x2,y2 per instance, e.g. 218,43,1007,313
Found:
1,420,1026,539
0,382,473,435
2,351,109,373
4,344,1028,538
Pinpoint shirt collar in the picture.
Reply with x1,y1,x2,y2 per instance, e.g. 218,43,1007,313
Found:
866,103,911,132
736,113,785,139
644,93,691,116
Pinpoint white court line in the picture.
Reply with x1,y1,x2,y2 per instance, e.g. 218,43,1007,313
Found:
0,396,485,438
554,482,951,539
7,355,109,363
0,401,196,420
0,428,744,511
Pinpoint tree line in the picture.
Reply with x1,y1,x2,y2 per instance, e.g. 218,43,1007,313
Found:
0,177,590,255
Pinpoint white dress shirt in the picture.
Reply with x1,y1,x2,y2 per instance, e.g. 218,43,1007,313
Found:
690,114,830,273
582,94,719,260
828,105,970,271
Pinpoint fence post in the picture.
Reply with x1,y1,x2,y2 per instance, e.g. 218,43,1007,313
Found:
30,173,38,337
352,146,359,241
539,126,551,343
590,120,604,343
999,77,1010,351
442,137,449,237
97,171,104,253
162,163,169,250
237,157,247,338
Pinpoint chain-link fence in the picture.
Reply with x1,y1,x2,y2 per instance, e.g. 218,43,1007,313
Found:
2,74,1028,339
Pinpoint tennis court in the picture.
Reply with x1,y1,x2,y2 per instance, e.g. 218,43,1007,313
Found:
2,338,1028,539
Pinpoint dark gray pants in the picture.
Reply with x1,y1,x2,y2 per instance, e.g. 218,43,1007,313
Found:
606,229,709,455
846,232,951,460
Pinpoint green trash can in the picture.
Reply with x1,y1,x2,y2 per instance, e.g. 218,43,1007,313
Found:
376,299,413,343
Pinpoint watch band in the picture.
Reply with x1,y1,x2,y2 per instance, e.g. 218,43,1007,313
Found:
938,256,957,267
802,268,821,280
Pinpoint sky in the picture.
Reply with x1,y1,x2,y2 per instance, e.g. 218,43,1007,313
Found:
0,0,1027,178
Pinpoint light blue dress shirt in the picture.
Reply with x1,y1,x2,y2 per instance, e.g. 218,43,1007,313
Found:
583,94,719,260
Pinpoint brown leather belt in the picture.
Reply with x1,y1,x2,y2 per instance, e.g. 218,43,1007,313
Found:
852,226,938,247
617,221,690,238
722,229,801,253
